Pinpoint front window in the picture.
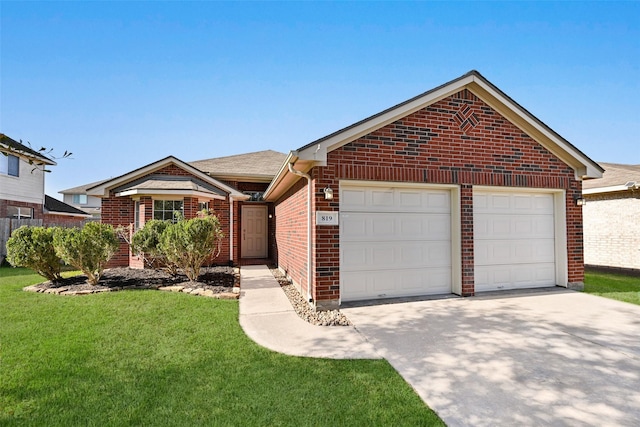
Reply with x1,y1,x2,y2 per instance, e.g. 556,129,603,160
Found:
134,201,140,230
7,206,33,219
72,194,88,205
0,154,19,177
153,200,183,222
198,201,209,212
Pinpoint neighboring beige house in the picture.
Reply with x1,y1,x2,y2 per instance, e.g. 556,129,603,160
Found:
1,134,92,262
583,162,640,272
60,179,108,219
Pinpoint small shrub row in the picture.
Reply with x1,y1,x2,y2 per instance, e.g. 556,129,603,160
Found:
6,212,224,285
6,222,119,285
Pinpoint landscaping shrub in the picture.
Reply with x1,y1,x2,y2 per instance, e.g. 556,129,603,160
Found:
159,214,224,282
130,219,178,274
53,222,119,285
6,226,63,281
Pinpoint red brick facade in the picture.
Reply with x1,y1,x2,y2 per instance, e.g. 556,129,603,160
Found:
274,179,310,297
274,89,584,309
0,199,44,220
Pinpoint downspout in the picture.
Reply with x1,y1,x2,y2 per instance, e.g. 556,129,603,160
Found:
287,161,313,303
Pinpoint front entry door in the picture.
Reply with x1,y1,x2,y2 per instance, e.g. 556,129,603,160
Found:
241,205,268,258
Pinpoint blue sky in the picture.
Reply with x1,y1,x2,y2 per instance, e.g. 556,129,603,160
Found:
1,1,638,198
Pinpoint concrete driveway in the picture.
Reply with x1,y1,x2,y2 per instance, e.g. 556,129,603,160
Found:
342,289,640,427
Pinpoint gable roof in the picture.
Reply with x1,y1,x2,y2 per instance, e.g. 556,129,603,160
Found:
113,175,227,200
264,70,603,200
189,150,287,182
583,162,640,194
0,134,56,166
86,156,247,200
44,195,91,217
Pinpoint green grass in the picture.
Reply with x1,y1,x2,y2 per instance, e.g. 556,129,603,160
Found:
0,267,443,426
584,270,640,306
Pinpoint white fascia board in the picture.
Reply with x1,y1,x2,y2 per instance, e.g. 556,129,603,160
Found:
115,189,226,200
468,78,602,180
45,211,92,218
263,151,298,200
582,185,629,195
297,75,476,163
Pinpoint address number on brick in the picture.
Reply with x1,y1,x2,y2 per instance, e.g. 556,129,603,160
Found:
316,211,339,226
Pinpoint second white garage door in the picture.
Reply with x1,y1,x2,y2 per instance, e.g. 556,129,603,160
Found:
340,183,453,302
474,189,557,292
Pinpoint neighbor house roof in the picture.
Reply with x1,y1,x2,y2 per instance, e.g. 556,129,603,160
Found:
86,156,248,200
60,178,110,194
44,195,92,217
265,70,603,200
0,134,56,166
189,150,287,182
583,162,640,195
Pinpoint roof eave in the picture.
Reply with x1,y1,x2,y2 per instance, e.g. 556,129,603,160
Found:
207,173,276,183
44,210,92,218
115,189,226,200
264,152,316,201
1,144,57,166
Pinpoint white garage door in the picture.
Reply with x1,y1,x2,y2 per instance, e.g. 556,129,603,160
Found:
474,190,556,292
340,184,452,302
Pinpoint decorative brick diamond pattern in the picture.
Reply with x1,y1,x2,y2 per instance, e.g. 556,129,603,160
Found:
453,104,480,133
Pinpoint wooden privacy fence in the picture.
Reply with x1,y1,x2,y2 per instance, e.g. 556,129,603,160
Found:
0,218,88,264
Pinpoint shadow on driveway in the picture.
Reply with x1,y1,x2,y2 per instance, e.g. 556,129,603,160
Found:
343,289,640,427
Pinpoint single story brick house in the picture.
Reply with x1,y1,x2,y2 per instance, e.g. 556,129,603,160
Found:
582,162,640,273
87,70,602,309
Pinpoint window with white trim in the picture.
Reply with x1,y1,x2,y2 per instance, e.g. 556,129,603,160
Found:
72,194,88,205
153,200,183,222
134,201,141,230
7,206,33,219
0,154,19,177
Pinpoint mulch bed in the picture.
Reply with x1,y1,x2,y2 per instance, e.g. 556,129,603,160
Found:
26,266,239,295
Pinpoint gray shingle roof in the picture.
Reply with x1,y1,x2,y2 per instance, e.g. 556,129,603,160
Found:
60,178,110,194
583,163,640,189
189,150,287,179
44,195,90,216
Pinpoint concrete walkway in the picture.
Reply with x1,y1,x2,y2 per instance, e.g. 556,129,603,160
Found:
238,265,379,359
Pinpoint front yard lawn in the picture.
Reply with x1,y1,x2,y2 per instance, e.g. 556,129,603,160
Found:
584,270,640,306
0,267,443,426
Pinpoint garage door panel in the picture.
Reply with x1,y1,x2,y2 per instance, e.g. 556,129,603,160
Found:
342,240,451,271
475,239,555,265
475,193,554,215
475,215,554,239
474,190,557,292
341,213,450,241
342,267,452,301
475,263,555,291
341,186,450,213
